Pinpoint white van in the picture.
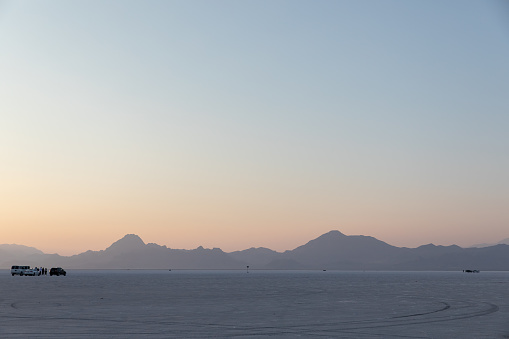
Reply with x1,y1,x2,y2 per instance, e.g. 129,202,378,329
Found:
11,265,31,276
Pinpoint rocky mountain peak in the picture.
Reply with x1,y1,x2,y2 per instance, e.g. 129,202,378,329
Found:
105,234,146,253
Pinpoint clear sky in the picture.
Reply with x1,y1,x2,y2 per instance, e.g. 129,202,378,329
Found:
1,0,508,255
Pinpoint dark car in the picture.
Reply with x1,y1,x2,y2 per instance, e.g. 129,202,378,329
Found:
49,267,66,276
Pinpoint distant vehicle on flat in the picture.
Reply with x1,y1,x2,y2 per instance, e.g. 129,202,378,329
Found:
24,268,42,276
10,266,42,276
11,265,30,276
50,267,66,276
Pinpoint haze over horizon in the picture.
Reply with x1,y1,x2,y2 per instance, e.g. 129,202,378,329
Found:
1,1,508,256
3,230,509,258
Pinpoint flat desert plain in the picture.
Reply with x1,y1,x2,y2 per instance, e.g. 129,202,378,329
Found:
0,270,508,338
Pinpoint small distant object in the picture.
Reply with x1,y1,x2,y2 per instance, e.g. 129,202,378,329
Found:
50,267,66,276
463,269,480,273
246,265,249,273
323,269,327,271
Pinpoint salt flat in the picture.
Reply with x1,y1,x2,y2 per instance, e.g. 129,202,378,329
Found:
0,270,507,338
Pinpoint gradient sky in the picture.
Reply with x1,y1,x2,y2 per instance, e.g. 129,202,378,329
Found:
1,0,508,255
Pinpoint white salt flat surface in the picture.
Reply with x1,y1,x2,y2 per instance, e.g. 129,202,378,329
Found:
0,270,508,338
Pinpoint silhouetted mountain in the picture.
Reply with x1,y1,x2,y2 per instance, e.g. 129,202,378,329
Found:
412,243,463,256
0,244,45,267
389,244,509,271
228,247,281,268
259,231,509,270
0,244,43,257
2,231,509,270
470,237,509,248
275,230,405,269
57,243,241,269
105,234,146,253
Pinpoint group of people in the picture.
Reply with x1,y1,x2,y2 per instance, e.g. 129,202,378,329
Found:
34,267,47,275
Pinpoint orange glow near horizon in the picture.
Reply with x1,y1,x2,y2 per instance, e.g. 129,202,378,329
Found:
2,203,506,256
1,1,507,257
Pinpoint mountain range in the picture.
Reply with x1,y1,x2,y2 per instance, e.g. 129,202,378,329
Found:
2,231,509,271
469,238,509,248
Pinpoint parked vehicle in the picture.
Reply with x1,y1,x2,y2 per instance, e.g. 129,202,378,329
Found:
11,266,43,276
24,268,42,276
11,265,30,276
50,267,66,276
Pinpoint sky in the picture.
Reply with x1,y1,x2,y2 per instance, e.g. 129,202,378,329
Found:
1,0,508,255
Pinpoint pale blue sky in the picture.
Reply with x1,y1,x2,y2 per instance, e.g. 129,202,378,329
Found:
1,1,508,254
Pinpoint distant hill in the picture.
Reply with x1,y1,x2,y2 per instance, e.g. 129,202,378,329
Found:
51,237,242,269
0,244,43,257
0,244,44,266
470,238,509,248
2,231,509,270
275,230,405,269
105,234,146,253
389,244,509,271
0,234,242,269
228,247,281,267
